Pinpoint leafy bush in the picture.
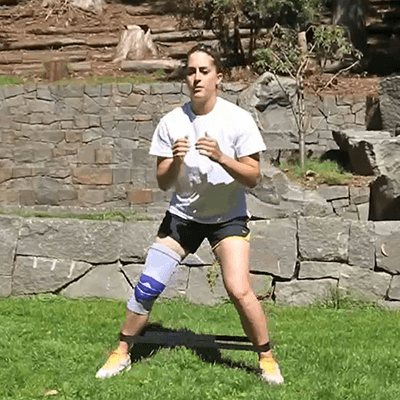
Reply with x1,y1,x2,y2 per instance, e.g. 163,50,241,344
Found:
253,24,358,76
313,25,360,68
253,25,302,76
175,0,323,65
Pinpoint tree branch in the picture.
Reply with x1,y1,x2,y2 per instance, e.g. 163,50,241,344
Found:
316,60,360,95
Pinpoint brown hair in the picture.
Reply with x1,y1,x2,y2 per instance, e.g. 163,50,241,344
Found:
186,44,223,73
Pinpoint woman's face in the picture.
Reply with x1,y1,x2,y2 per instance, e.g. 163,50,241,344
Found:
186,51,222,105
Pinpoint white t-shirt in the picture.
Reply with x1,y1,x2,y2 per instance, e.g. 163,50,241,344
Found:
149,97,266,223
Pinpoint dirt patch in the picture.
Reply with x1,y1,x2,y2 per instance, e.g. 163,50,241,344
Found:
1,0,175,33
304,73,379,97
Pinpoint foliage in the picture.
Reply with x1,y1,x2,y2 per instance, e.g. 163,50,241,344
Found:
206,260,221,289
253,25,302,76
175,0,358,75
175,0,323,65
203,0,321,26
253,24,358,76
313,25,361,67
242,0,321,24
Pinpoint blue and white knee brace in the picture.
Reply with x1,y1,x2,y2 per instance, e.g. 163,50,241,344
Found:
127,242,181,314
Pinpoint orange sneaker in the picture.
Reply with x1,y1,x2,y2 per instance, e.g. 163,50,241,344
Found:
259,355,284,385
95,349,131,379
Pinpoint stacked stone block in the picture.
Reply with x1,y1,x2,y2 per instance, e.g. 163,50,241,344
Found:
304,93,367,154
0,82,368,212
0,82,188,213
316,185,371,220
1,215,399,308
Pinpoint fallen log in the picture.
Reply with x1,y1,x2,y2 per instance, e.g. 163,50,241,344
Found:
86,36,119,47
152,28,269,42
0,54,23,64
120,59,182,72
27,27,120,35
22,52,87,64
152,30,217,42
68,61,93,72
0,37,86,51
0,63,44,75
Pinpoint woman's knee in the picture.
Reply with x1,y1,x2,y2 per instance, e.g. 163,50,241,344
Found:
225,282,254,304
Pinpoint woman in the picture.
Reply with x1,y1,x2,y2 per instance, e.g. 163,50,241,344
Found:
96,44,284,385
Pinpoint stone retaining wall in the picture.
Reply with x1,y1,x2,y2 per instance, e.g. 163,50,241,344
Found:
0,82,367,213
1,215,399,307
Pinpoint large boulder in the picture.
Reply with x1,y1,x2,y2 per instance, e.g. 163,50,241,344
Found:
62,263,132,300
333,129,400,220
370,174,400,220
13,256,92,295
298,217,350,262
379,75,400,134
275,279,338,306
248,219,297,279
0,216,21,296
332,129,394,175
17,218,123,264
374,221,400,275
338,265,391,300
247,164,333,219
237,72,298,153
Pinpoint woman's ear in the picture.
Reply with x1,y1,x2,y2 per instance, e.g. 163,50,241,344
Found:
216,72,223,91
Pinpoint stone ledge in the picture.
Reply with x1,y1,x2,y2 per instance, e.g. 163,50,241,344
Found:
1,215,399,306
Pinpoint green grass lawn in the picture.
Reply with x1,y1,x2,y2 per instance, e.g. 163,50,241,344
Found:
0,296,399,400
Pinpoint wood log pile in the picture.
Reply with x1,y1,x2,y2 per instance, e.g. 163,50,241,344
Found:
0,0,182,78
0,0,263,80
1,0,400,80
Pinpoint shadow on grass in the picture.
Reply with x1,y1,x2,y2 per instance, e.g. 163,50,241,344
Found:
129,323,259,375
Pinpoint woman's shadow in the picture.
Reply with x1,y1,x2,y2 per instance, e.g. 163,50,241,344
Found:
129,323,259,375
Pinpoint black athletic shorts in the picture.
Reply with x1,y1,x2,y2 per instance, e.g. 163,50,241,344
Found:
157,211,250,254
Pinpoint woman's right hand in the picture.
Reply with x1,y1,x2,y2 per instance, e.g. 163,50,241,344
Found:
172,136,190,162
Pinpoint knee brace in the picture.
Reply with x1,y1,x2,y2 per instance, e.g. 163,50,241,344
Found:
127,243,181,314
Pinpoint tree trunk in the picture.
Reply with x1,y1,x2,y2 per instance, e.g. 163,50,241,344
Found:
297,31,307,55
43,59,69,82
113,25,158,64
332,0,368,57
297,75,306,171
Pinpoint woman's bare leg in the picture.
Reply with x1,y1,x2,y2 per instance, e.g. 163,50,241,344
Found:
213,238,271,359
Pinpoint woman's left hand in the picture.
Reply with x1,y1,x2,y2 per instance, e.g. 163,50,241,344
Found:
195,135,223,163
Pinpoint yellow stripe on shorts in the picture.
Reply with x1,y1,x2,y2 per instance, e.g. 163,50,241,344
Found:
212,233,251,250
